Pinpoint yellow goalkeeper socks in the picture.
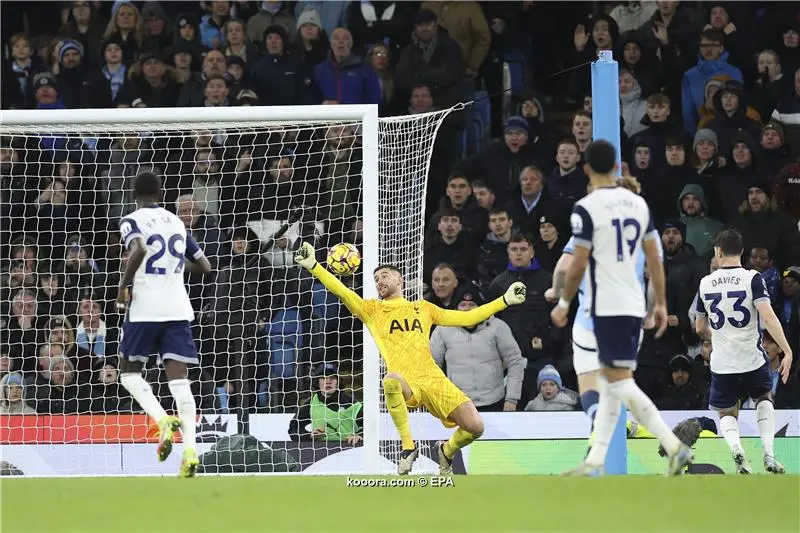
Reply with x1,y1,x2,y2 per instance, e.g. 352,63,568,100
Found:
383,377,415,450
443,428,476,460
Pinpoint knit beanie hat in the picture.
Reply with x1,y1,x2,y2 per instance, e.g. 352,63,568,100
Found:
58,39,84,64
537,365,562,391
296,8,321,30
693,128,718,151
504,116,529,135
761,122,785,145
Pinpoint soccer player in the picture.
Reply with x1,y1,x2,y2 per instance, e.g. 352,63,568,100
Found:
694,229,792,474
293,242,526,474
115,171,212,478
546,176,656,437
551,140,693,476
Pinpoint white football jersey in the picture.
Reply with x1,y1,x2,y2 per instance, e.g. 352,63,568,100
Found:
696,266,769,374
119,206,203,322
570,186,656,318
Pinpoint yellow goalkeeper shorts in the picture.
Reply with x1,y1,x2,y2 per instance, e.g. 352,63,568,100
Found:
405,374,471,428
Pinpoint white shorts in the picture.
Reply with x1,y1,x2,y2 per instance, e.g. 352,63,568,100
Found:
572,323,644,375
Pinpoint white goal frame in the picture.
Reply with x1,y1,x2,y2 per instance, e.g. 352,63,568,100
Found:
0,105,384,474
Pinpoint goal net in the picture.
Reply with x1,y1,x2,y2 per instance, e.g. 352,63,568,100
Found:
0,105,450,476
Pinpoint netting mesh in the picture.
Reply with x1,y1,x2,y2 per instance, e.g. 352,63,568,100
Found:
0,107,450,476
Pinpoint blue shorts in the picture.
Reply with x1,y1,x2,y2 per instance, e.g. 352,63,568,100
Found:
120,320,198,365
593,316,642,370
709,363,772,411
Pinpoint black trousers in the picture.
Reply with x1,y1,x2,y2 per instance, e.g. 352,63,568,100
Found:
476,398,507,412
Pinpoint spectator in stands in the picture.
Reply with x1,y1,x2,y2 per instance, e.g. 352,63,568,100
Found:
617,29,660,98
295,2,348,38
748,247,780,303
4,259,36,295
731,181,800,272
631,141,654,182
488,234,555,406
176,194,223,269
609,1,656,34
6,289,42,373
33,177,79,256
477,207,517,292
632,93,677,171
203,74,231,106
714,130,758,222
770,68,800,158
778,267,800,340
763,330,798,409
422,208,478,284
251,25,313,106
36,267,66,319
6,33,44,109
702,82,763,154
102,2,143,62
456,116,543,202
777,22,800,77
657,354,703,410
523,364,578,412
317,125,362,236
199,0,230,49
425,263,464,309
0,372,35,415
678,184,723,259
682,29,743,134
222,19,259,65
140,2,172,55
190,146,223,217
535,215,567,275
426,173,486,243
100,36,127,105
55,39,112,109
430,288,525,412
313,27,380,105
172,13,208,62
89,360,131,413
503,165,562,242
471,180,496,212
517,93,556,165
119,52,181,108
571,110,593,156
348,1,413,60
290,9,329,70
395,9,464,109
75,295,106,361
773,162,800,222
30,72,64,110
420,1,490,81
368,44,396,113
620,68,648,138
547,138,587,212
178,49,230,107
57,1,106,65
289,363,363,444
569,14,619,102
690,129,722,199
225,55,248,86
0,354,10,378
36,342,65,375
760,123,792,184
753,50,790,120
169,41,196,85
247,1,296,44
34,355,90,413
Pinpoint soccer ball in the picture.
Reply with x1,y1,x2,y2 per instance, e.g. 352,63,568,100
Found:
327,243,361,276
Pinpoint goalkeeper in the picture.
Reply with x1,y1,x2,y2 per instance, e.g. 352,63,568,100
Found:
294,242,527,475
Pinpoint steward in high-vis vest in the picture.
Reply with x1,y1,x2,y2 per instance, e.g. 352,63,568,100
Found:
289,363,364,444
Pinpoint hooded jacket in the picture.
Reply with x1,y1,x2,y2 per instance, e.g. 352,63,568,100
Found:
678,184,724,258
681,51,743,134
703,82,763,155
730,197,800,271
430,316,526,407
0,372,36,414
770,89,800,159
713,130,758,222
616,30,661,97
621,76,648,138
252,26,316,106
313,52,381,105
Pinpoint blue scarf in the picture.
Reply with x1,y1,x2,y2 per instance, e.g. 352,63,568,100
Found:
507,258,542,271
103,64,127,101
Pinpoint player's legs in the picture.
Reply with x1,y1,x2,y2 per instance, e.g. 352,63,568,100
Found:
118,322,170,424
585,317,689,475
709,372,751,473
572,324,602,426
746,364,785,474
161,321,201,477
438,400,484,473
382,372,420,474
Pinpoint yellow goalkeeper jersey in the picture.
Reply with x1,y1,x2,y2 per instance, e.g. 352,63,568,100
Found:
310,264,507,377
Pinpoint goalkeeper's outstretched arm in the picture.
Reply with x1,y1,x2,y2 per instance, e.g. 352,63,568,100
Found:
294,242,366,318
432,282,527,327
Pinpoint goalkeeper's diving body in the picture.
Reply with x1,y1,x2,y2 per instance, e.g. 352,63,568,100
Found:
294,242,527,475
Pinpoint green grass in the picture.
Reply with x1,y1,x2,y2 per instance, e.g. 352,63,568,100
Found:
2,475,799,533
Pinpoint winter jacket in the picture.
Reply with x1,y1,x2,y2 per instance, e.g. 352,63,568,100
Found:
117,73,181,108
422,232,478,285
503,192,565,244
313,53,381,105
617,30,661,98
0,372,36,414
770,91,800,158
630,115,683,172
547,166,587,212
477,232,515,292
712,131,759,222
621,78,648,138
252,51,316,106
524,388,579,411
454,141,546,202
760,145,793,186
678,184,724,258
56,64,112,109
57,6,107,65
420,1,491,72
641,162,694,228
681,52,743,134
730,202,800,271
246,5,295,46
426,196,487,243
488,262,557,362
430,316,525,407
773,162,800,222
395,27,464,109
703,82,763,155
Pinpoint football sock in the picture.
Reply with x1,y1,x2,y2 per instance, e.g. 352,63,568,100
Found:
120,373,168,423
609,378,681,457
584,386,621,467
168,379,197,452
580,390,600,426
443,428,476,460
756,400,775,457
383,377,415,450
720,415,742,452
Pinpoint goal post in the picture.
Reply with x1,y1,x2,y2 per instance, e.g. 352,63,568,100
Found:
0,104,451,476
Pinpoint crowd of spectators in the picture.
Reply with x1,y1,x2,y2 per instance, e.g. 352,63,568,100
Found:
1,1,800,432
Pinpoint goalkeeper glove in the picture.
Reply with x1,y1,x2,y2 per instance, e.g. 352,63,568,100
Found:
293,242,318,270
503,282,526,306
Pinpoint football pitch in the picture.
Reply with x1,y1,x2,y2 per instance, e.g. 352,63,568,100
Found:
2,475,798,533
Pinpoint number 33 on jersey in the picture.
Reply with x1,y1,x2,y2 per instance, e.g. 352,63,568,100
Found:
119,206,204,323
